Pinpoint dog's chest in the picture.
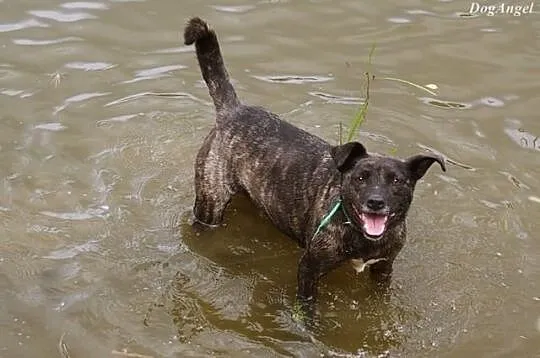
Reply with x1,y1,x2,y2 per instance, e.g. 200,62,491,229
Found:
349,258,387,273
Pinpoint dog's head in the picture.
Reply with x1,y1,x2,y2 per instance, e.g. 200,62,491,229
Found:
331,142,446,241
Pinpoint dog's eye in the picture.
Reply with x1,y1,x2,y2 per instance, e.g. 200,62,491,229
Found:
392,176,404,184
357,173,369,182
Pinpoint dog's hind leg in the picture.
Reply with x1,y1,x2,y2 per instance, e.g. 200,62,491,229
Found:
193,171,231,227
192,130,232,227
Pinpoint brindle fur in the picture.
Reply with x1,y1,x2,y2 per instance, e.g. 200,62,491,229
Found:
184,17,446,316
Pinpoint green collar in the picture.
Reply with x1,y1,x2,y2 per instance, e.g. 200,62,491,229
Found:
312,197,353,238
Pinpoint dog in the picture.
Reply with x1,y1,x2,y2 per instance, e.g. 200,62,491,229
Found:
184,17,446,316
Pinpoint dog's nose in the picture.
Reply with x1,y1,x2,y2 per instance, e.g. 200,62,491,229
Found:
366,196,385,211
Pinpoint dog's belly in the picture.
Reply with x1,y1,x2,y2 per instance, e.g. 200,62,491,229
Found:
243,191,307,242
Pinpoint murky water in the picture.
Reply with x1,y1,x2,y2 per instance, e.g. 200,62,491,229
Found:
0,0,539,357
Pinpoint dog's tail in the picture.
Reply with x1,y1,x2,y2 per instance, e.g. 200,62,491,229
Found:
184,17,240,113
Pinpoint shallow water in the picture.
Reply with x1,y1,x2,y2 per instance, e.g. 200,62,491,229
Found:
0,0,539,357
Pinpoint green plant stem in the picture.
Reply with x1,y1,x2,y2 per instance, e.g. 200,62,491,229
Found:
346,71,371,143
344,43,376,143
381,77,437,96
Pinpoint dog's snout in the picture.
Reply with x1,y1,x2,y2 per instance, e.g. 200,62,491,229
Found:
366,195,385,211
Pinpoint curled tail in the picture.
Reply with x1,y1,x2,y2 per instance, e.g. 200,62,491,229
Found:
184,17,240,113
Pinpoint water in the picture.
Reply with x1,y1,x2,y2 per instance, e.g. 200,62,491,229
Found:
0,0,539,357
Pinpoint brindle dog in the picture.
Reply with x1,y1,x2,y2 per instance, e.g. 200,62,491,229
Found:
184,17,446,316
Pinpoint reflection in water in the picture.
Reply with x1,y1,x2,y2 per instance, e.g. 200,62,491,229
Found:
155,201,409,356
167,271,210,342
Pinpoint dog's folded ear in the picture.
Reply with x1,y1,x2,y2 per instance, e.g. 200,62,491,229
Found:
331,142,368,172
406,154,446,181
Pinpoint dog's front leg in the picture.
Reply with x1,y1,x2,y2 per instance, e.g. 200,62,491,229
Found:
369,240,404,289
368,258,395,291
295,243,343,320
296,253,320,317
369,258,393,277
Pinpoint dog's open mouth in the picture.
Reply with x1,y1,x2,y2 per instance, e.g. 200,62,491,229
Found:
358,212,388,240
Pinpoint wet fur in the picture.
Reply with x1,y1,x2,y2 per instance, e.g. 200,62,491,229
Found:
184,17,446,315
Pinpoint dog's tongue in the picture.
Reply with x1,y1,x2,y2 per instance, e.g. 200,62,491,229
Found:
362,213,387,237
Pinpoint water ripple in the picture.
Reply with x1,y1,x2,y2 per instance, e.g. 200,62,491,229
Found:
309,91,362,105
387,17,412,24
54,291,92,311
419,97,472,109
211,5,257,13
1,89,34,98
421,96,508,110
61,2,109,10
13,36,82,46
28,10,97,23
151,46,193,54
477,96,505,107
105,92,210,107
40,205,110,221
504,128,540,152
54,92,111,114
406,9,436,16
43,240,100,260
66,92,111,103
0,18,49,33
65,61,116,71
96,114,141,127
123,65,186,84
253,75,333,84
34,122,67,131
454,12,480,18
